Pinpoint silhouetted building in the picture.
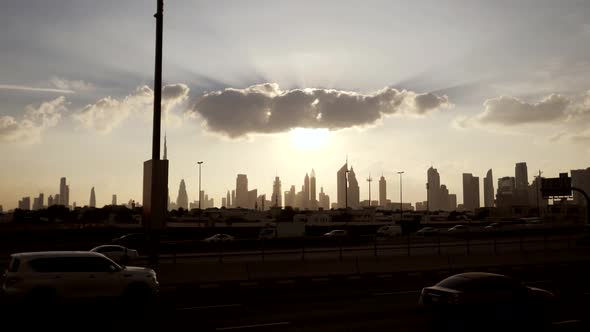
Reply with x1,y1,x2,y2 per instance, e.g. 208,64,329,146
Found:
310,169,317,209
347,167,360,209
449,194,457,210
440,185,450,210
571,168,590,206
176,179,189,210
484,169,494,208
231,190,236,208
496,176,516,207
32,193,44,210
112,194,117,206
379,175,386,208
226,191,231,208
427,167,441,210
248,189,257,209
236,174,248,208
337,162,348,208
222,197,227,208
89,187,96,208
59,177,69,207
515,162,529,190
18,197,31,210
319,187,330,210
303,173,310,209
48,195,54,207
271,176,282,207
284,185,296,207
462,173,480,211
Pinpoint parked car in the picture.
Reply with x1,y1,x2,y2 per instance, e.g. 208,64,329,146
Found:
111,233,147,248
377,225,402,238
90,245,139,264
323,230,348,238
447,225,469,233
419,272,554,311
2,251,158,305
416,227,439,236
204,234,234,243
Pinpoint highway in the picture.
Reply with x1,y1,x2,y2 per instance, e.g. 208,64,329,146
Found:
7,263,590,332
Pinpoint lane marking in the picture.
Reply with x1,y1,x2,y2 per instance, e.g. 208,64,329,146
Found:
373,290,421,296
552,320,581,325
216,322,292,330
177,304,243,311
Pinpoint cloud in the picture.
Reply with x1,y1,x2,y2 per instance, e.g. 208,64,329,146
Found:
73,84,189,134
50,76,95,92
0,96,67,143
191,83,450,138
0,84,73,94
461,94,571,127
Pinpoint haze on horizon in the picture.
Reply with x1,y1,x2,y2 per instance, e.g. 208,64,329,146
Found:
2,0,590,209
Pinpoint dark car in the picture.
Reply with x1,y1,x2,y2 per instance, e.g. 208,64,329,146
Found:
419,272,554,325
111,233,148,252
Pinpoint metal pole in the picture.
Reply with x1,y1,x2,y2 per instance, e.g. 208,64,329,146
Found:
148,0,164,266
398,171,404,222
198,161,203,209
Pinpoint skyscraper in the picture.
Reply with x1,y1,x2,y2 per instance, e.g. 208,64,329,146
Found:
319,187,330,210
379,175,386,207
235,174,248,208
310,169,317,210
347,167,360,209
89,187,96,208
48,195,54,207
427,167,441,210
303,173,310,209
337,162,348,209
59,177,69,207
462,173,480,211
226,191,231,208
284,185,296,207
176,179,189,210
231,190,236,208
222,197,227,208
18,197,31,210
515,162,528,190
484,169,494,208
271,176,282,207
112,194,117,206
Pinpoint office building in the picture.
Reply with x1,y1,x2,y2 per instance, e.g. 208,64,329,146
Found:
449,194,457,210
427,167,441,210
231,190,236,208
515,162,529,190
310,169,317,210
484,169,494,208
571,168,590,205
379,175,386,208
319,187,330,210
284,185,296,207
303,173,310,209
222,197,227,208
112,194,117,206
226,191,231,208
89,187,96,208
462,173,480,211
176,179,189,210
337,162,348,208
235,174,248,208
18,197,31,210
271,176,282,207
496,176,515,207
347,167,360,209
59,177,69,207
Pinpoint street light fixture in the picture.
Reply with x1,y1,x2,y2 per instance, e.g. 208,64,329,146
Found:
398,171,404,222
197,161,203,209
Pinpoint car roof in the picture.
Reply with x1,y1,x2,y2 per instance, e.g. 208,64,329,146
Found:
10,251,105,259
449,272,509,280
92,245,125,250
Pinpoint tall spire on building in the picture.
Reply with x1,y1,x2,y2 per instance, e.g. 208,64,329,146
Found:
163,132,167,160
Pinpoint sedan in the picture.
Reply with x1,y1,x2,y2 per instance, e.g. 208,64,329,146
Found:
447,225,469,233
323,230,348,238
416,227,439,236
419,272,554,313
204,234,234,243
90,245,139,264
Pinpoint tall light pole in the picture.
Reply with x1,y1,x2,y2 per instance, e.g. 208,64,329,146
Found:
367,175,373,207
197,161,203,209
398,171,404,221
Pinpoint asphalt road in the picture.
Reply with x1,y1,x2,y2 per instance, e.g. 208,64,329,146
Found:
7,265,590,332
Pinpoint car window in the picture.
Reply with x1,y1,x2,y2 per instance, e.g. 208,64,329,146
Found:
98,247,121,253
29,257,117,273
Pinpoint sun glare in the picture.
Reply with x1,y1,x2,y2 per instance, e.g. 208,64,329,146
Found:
290,128,330,150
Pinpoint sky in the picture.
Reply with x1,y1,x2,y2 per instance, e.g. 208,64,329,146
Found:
2,0,590,209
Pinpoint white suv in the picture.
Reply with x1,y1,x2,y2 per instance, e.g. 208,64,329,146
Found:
1,251,158,304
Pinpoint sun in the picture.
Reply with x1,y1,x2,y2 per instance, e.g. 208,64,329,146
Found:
290,128,330,150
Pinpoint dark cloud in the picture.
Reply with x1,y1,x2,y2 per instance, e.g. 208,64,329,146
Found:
191,83,450,138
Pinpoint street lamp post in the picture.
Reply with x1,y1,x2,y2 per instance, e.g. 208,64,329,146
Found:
398,171,404,222
197,161,203,209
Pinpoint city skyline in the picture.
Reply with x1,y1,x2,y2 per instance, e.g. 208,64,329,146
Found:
3,1,590,209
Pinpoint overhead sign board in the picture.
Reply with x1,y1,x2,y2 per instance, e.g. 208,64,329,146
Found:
541,173,571,198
